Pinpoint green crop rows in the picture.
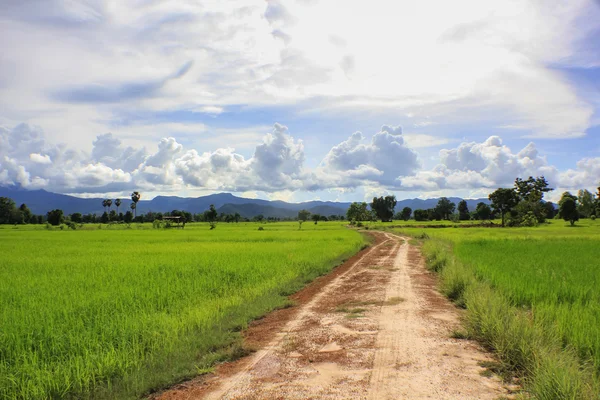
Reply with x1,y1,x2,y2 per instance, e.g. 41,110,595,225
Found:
0,222,365,399
391,219,600,399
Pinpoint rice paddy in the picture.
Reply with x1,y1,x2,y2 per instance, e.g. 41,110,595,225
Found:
389,219,600,398
0,222,365,399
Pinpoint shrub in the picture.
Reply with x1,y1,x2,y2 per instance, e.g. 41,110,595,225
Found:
258,226,264,231
591,215,596,221
521,211,538,227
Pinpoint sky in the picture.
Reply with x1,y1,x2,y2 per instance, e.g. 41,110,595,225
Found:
1,0,599,203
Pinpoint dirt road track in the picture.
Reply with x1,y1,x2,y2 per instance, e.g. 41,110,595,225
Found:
155,232,513,399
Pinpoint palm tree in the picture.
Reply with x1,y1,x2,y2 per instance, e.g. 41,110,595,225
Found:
102,199,107,213
106,199,113,213
130,202,136,219
131,192,141,218
115,199,121,215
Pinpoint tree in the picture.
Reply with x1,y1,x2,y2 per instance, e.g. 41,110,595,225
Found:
106,199,112,213
434,197,455,220
130,202,136,218
457,200,470,221
596,186,600,216
298,209,311,229
558,192,579,226
19,204,32,223
123,211,133,223
101,199,107,213
400,207,412,221
131,191,141,218
474,202,492,221
543,202,556,219
312,214,321,224
414,209,429,221
370,196,397,222
346,202,369,221
115,199,122,215
234,212,241,223
70,213,83,223
514,176,553,202
489,188,519,227
46,209,64,226
0,197,17,224
205,204,218,229
577,189,594,218
513,176,554,223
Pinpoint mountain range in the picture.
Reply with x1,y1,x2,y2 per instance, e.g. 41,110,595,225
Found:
0,186,490,218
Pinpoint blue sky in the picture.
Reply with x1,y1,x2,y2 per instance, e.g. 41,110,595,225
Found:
1,0,599,203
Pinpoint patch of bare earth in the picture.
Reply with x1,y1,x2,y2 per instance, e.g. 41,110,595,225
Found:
153,232,514,400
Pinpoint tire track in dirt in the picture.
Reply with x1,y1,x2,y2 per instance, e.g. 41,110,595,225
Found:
154,231,514,400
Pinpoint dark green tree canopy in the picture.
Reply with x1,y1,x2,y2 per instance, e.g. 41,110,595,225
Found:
434,197,455,220
346,202,369,221
399,207,412,221
457,200,470,221
514,176,553,202
298,209,311,221
205,204,218,222
489,188,519,227
558,192,579,226
47,209,64,226
474,202,492,221
370,196,397,222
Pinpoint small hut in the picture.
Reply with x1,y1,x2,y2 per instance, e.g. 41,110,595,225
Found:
163,216,185,229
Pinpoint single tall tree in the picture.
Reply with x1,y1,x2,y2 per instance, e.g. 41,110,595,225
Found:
489,188,519,227
514,176,553,202
558,192,579,226
457,200,470,221
434,197,456,220
131,192,141,217
106,199,112,214
298,209,311,229
577,189,594,218
18,204,32,223
370,196,397,222
475,202,492,221
102,199,107,213
130,202,136,218
115,199,122,215
400,207,412,221
46,209,64,226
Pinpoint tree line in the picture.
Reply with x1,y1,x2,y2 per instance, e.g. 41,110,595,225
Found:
336,177,600,227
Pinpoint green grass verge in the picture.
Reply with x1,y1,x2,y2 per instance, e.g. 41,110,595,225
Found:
417,237,600,399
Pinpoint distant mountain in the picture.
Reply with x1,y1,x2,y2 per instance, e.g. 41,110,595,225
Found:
0,186,490,218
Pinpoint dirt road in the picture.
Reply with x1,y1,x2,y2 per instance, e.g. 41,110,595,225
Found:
156,232,512,399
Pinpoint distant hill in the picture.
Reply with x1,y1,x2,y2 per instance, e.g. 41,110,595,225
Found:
0,186,490,218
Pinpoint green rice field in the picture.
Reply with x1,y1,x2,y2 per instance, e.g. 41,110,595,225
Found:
389,219,600,398
0,222,365,399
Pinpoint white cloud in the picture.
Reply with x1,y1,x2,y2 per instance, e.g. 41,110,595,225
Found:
0,0,598,147
401,136,559,191
321,125,419,187
403,133,453,148
29,153,52,164
1,121,599,199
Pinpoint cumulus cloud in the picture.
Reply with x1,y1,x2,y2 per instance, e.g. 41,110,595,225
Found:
1,121,599,198
321,125,419,188
401,136,560,191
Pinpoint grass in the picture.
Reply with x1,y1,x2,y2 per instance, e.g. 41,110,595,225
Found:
388,219,600,399
0,221,365,399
